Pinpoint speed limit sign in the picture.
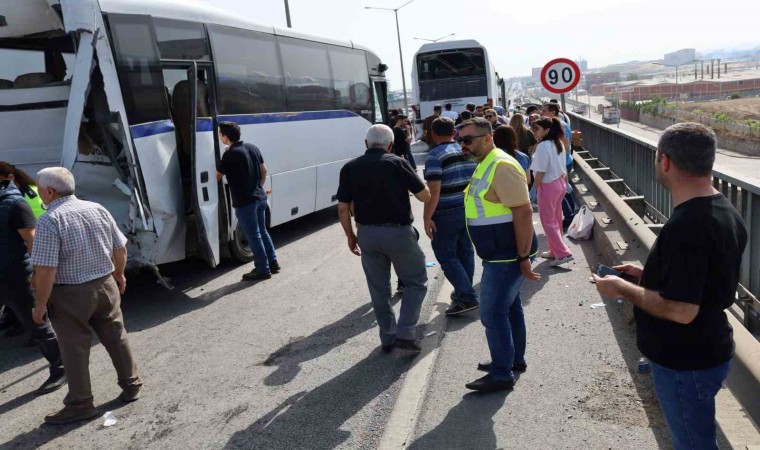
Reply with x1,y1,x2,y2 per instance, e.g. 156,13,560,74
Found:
540,58,581,94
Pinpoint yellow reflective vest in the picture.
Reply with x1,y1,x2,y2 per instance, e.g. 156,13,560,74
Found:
464,148,538,263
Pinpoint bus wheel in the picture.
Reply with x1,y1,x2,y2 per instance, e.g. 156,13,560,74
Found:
228,223,254,263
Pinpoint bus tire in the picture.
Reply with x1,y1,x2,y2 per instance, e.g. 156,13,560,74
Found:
228,223,254,263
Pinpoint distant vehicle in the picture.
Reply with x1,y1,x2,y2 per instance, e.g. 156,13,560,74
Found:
572,104,587,114
410,39,501,135
0,0,389,273
602,107,621,124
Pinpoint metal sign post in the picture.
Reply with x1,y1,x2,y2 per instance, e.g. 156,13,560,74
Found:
560,93,566,113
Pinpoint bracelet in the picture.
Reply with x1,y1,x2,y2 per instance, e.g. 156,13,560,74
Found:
516,254,530,263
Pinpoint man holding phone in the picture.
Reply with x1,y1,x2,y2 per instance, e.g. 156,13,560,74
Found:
593,123,747,450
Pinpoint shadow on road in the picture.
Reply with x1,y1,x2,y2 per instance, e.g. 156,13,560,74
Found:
261,299,399,386
408,391,511,450
226,351,416,450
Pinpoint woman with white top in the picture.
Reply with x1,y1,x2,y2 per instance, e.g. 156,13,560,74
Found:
529,118,574,266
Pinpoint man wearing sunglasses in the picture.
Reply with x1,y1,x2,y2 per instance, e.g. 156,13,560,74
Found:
459,118,540,392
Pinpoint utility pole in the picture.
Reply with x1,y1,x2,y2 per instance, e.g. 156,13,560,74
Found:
365,1,415,115
284,0,292,27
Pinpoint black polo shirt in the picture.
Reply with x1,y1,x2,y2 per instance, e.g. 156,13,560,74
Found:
336,148,425,225
392,126,410,158
216,141,266,208
637,194,747,370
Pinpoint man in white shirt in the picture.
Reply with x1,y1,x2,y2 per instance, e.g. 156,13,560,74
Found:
441,103,459,120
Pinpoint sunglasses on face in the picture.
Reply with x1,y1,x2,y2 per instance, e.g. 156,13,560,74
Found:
459,134,489,145
485,114,495,118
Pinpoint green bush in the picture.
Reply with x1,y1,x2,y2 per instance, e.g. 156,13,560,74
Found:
729,93,741,100
713,112,731,123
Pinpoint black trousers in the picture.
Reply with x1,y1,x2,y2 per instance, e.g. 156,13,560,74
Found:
1,273,63,375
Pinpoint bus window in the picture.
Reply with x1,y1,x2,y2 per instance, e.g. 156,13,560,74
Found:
278,36,336,112
328,46,371,120
416,48,487,102
153,18,210,61
107,14,170,124
208,25,286,115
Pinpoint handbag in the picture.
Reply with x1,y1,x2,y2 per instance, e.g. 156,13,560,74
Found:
566,205,594,240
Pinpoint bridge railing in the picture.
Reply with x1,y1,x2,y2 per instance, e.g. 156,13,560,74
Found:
568,112,760,325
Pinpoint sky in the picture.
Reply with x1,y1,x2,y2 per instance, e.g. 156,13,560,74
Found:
201,0,757,90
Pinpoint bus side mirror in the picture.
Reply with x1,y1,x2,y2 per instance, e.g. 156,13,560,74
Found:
378,63,388,73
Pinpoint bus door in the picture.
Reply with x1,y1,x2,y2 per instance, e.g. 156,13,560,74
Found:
162,62,218,267
370,77,388,124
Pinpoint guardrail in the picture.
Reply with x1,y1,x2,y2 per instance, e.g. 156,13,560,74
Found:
568,112,760,334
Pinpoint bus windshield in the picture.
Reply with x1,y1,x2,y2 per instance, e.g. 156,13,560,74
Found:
416,48,485,80
415,47,487,101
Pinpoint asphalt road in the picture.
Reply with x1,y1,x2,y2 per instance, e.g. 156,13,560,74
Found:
0,158,443,449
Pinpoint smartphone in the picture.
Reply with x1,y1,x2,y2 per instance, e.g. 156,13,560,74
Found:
596,263,638,284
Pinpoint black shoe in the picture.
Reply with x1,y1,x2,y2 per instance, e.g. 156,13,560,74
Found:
477,361,527,372
450,291,458,302
35,372,67,396
465,374,514,392
242,269,272,281
445,301,479,316
396,282,405,295
269,261,281,274
381,343,394,353
394,339,421,352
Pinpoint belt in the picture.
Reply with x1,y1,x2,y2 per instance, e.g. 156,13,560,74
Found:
357,223,408,227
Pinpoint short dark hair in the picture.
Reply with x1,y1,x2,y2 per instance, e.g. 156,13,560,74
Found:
657,123,716,176
219,121,241,142
460,110,473,120
433,104,442,112
525,105,540,115
465,103,476,111
543,103,560,115
391,109,399,115
444,103,452,110
459,117,492,136
549,99,559,104
431,117,455,137
475,105,484,110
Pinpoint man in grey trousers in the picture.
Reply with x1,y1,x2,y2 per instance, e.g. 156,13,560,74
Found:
337,124,431,352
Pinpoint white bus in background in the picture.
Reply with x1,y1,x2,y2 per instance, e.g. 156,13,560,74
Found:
0,0,389,282
410,39,501,136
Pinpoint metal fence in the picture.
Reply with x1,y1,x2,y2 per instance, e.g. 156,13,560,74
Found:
569,112,760,309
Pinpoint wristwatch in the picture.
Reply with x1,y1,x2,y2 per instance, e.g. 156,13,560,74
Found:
516,254,530,263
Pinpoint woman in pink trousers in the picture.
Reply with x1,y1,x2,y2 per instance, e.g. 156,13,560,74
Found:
529,117,574,267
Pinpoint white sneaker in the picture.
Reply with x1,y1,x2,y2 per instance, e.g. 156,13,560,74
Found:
539,251,555,259
550,255,575,267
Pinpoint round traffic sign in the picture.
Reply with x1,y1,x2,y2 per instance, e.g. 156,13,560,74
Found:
540,58,581,94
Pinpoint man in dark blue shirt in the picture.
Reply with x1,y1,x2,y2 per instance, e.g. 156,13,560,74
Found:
217,122,279,280
0,179,65,395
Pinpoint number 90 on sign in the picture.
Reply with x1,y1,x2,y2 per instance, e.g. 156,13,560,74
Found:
540,58,581,94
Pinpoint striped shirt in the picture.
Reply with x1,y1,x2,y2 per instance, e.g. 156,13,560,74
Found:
31,196,128,285
424,141,477,211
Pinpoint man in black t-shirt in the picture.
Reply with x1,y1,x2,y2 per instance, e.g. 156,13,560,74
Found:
593,123,747,450
217,122,279,281
337,124,431,353
0,179,65,395
392,115,416,170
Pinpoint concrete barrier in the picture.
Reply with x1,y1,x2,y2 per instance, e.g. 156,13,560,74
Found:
572,150,760,428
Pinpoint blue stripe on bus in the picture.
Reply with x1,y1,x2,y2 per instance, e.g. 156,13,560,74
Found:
196,118,214,132
219,110,358,125
130,120,175,139
130,111,359,139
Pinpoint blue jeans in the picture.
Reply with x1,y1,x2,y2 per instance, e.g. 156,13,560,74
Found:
650,359,731,450
479,261,526,381
235,199,277,274
562,190,576,224
431,207,477,303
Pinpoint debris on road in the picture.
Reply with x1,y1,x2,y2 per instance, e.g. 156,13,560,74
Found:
102,411,117,427
589,302,606,309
